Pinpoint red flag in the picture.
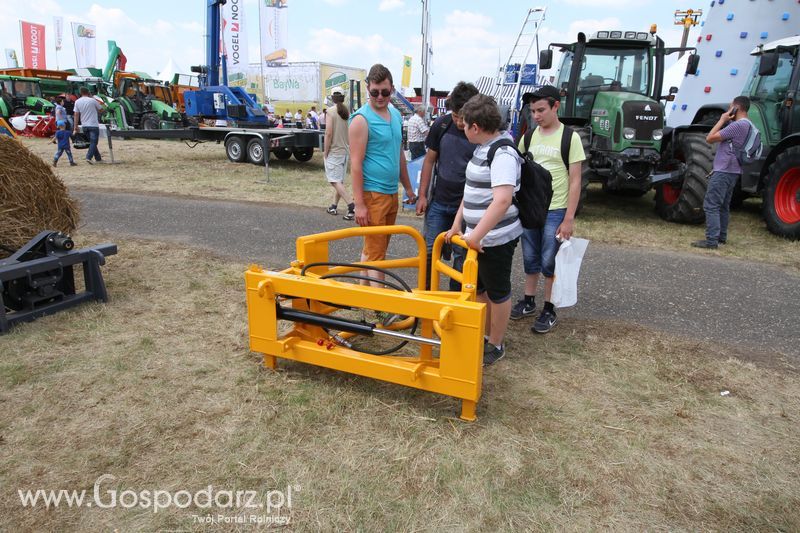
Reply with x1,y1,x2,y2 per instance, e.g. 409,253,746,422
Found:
20,21,46,69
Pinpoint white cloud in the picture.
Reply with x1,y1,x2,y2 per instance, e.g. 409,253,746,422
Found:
300,27,404,70
379,0,404,12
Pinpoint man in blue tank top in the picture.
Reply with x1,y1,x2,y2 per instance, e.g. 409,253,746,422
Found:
350,64,417,281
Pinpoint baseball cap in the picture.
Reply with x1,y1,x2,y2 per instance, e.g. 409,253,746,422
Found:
530,85,561,100
56,120,66,127
330,87,344,96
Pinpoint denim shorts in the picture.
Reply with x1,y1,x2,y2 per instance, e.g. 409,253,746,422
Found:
521,208,566,278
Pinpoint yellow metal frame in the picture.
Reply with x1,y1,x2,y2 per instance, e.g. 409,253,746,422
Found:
245,225,486,421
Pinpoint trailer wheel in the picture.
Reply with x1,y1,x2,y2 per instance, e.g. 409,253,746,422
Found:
273,147,292,160
246,138,266,166
763,145,800,240
654,132,712,224
225,136,247,163
292,147,314,162
141,113,160,130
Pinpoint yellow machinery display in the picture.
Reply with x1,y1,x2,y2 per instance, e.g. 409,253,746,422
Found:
245,225,487,421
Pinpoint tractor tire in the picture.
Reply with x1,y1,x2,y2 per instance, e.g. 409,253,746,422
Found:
246,138,266,166
273,147,292,160
762,145,800,240
576,128,591,215
141,113,160,130
225,136,247,163
292,147,314,162
654,132,712,224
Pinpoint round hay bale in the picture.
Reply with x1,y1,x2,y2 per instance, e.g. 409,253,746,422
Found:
0,136,80,257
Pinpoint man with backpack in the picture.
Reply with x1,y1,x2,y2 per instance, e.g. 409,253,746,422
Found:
692,96,760,249
416,81,479,290
511,85,585,334
445,94,522,366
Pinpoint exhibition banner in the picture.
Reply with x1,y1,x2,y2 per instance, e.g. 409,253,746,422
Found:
19,21,46,69
259,0,288,65
72,22,97,68
54,16,64,51
223,0,249,85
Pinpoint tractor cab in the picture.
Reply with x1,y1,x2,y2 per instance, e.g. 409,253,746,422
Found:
0,75,53,118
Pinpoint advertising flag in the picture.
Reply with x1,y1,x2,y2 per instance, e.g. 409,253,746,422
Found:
19,21,46,69
401,55,412,89
54,16,64,51
5,49,19,68
222,0,249,86
259,0,288,65
71,22,97,68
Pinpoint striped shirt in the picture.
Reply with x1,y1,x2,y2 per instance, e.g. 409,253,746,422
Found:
463,133,523,247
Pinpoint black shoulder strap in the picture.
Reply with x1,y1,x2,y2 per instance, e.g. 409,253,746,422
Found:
430,114,453,148
487,138,520,165
523,127,535,153
560,125,572,170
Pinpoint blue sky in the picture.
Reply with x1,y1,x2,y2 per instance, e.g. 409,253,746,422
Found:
1,0,698,90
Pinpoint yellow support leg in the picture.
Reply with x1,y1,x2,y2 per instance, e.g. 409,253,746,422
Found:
460,400,477,422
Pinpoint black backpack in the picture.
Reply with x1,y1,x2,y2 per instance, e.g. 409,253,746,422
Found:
487,138,553,229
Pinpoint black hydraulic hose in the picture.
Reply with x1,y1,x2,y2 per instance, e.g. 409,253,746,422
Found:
301,262,413,292
296,261,419,355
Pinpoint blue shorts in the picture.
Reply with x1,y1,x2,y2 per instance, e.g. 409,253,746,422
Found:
521,208,566,278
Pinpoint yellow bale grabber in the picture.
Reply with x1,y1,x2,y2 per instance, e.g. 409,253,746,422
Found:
245,225,487,421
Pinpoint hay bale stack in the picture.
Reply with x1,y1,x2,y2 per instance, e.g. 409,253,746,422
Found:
0,136,80,257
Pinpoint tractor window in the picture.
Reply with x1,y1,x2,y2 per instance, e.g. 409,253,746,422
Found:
580,47,649,95
13,80,42,98
556,51,574,92
0,80,12,97
752,51,794,102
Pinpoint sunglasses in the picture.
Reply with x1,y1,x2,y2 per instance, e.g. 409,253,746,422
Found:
369,88,393,98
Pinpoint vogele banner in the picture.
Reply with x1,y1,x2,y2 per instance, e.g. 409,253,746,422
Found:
71,22,97,68
222,0,249,86
5,49,19,68
54,16,64,51
259,0,288,65
19,21,46,69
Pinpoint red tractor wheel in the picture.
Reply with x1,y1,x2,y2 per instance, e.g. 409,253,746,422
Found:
763,145,800,240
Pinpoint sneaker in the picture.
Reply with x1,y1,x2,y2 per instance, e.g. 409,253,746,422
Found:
52,161,57,167
691,239,718,249
533,309,558,334
719,239,727,245
342,211,355,221
510,298,536,320
483,343,505,366
69,162,77,166
326,205,338,215
86,159,93,165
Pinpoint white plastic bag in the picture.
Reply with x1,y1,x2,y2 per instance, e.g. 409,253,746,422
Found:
551,237,589,308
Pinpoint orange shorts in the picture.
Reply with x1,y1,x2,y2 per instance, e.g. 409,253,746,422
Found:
362,191,398,261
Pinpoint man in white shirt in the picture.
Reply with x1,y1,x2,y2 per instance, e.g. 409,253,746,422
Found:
73,87,105,164
407,105,430,159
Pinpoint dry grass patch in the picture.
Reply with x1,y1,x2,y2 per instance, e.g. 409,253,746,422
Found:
0,234,798,531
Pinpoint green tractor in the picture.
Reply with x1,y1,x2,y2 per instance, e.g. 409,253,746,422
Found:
539,29,708,222
105,76,182,130
0,75,54,119
688,37,800,239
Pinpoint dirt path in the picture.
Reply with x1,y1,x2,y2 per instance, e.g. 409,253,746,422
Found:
75,189,800,361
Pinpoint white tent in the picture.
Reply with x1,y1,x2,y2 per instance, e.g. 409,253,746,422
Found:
157,57,185,82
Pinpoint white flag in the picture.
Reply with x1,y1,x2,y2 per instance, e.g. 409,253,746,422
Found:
222,0,249,85
71,22,96,68
259,0,288,65
54,16,64,51
5,48,19,68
